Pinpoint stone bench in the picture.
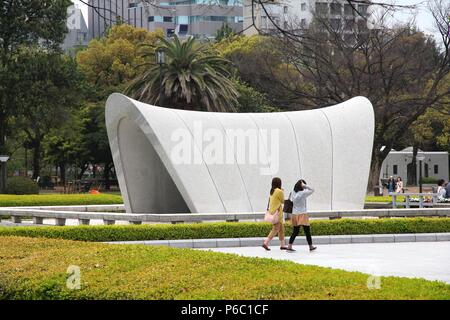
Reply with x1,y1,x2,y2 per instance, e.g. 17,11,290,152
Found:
0,207,448,226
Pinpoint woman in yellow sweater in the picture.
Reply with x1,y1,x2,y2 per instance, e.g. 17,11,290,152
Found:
262,177,288,251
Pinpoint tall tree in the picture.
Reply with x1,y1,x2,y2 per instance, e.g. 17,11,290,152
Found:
266,1,450,190
0,0,71,154
126,35,239,112
12,48,82,179
76,24,162,188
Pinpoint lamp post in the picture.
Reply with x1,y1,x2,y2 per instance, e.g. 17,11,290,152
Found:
0,155,9,193
417,154,425,193
155,48,166,107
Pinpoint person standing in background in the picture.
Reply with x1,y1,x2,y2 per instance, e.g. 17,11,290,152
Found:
395,177,404,193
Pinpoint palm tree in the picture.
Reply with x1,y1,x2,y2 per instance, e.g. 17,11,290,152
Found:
125,35,239,112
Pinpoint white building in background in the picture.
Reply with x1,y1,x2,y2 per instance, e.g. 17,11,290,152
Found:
88,0,243,40
62,4,90,52
380,147,449,185
243,0,371,36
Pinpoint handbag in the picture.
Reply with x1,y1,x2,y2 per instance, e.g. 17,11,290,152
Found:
264,209,280,224
284,192,293,214
264,197,280,224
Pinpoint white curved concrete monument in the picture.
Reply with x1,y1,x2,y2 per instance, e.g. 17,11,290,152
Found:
105,93,374,214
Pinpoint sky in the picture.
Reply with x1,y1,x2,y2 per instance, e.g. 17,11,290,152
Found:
71,0,443,42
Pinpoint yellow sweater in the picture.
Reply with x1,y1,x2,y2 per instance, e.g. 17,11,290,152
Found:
268,188,284,222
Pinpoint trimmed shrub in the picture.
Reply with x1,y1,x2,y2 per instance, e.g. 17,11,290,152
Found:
4,177,39,195
0,193,123,207
420,177,438,184
0,218,448,242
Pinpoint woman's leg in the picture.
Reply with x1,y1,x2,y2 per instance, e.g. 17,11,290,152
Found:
289,226,300,245
264,223,280,245
279,223,286,248
303,225,316,250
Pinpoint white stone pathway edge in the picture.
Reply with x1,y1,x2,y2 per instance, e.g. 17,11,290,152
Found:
106,232,450,248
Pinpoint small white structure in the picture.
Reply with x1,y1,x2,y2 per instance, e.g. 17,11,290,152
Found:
380,147,449,185
105,94,374,214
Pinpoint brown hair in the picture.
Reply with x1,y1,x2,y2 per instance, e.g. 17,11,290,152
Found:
270,177,282,195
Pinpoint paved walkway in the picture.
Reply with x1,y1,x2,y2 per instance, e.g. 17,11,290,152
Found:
202,242,450,284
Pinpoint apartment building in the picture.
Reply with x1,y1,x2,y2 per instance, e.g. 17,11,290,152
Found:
62,4,90,52
88,0,243,39
243,0,371,35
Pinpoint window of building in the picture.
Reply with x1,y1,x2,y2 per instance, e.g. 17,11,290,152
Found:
344,4,354,15
393,165,398,175
301,3,306,11
434,165,439,174
345,18,355,30
358,4,369,15
283,6,288,14
175,16,189,24
330,3,342,15
163,16,173,23
330,18,341,30
128,2,137,8
148,16,154,22
316,2,328,15
424,163,429,177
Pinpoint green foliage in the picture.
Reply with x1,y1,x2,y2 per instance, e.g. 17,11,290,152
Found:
234,79,279,113
4,177,39,195
214,35,306,110
215,22,234,42
11,47,84,178
410,107,450,153
0,218,448,242
0,194,123,207
0,236,449,299
126,35,239,112
366,196,405,202
0,0,72,154
420,177,439,184
76,24,162,93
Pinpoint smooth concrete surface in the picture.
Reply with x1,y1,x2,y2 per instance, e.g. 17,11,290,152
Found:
203,242,450,284
105,94,374,213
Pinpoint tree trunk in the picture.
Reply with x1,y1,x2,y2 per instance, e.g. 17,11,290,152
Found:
60,163,66,186
103,162,111,191
0,113,6,154
367,144,391,193
368,153,383,193
32,140,41,180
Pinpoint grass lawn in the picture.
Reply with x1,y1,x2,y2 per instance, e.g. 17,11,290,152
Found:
365,196,402,203
0,193,407,207
0,193,123,207
0,236,448,300
0,218,448,242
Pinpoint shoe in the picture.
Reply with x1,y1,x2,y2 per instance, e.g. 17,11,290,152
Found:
280,246,288,250
286,247,296,252
309,246,317,251
262,244,271,251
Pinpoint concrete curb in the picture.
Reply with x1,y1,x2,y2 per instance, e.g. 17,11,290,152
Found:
105,232,450,248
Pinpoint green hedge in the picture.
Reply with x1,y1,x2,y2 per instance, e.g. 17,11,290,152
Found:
0,194,123,207
1,236,449,299
0,218,449,242
4,177,39,195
